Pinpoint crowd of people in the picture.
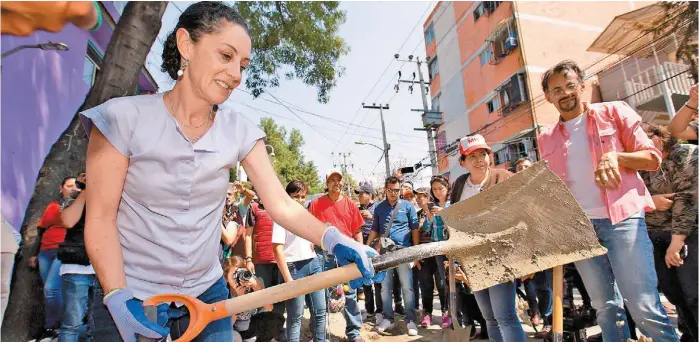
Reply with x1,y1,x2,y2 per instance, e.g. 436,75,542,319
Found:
1,2,696,342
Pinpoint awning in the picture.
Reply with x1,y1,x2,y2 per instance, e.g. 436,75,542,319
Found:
587,3,693,57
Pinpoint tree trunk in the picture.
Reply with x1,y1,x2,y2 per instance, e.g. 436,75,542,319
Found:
1,2,167,340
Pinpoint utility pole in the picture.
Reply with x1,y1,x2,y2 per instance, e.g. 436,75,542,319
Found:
395,55,440,175
332,152,354,194
362,103,391,178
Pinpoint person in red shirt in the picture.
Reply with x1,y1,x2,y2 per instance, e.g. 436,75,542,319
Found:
27,176,77,339
308,169,365,342
244,198,285,315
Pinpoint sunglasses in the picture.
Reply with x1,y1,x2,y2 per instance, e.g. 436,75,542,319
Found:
387,188,400,194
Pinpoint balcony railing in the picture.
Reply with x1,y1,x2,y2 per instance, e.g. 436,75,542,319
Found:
625,62,692,112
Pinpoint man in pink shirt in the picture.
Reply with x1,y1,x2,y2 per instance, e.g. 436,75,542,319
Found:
538,60,679,341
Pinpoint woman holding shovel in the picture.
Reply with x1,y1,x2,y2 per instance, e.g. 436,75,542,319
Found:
449,134,526,342
79,2,383,341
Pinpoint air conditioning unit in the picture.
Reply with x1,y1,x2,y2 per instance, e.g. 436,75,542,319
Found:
504,36,518,50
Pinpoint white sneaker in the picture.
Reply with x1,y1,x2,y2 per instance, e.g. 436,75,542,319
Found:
375,313,384,325
407,321,418,336
376,319,395,333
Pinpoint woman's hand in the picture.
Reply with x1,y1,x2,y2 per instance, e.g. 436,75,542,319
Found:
413,260,422,270
245,259,255,274
242,277,263,291
430,206,443,215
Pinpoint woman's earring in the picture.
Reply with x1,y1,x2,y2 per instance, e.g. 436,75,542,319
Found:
177,59,189,77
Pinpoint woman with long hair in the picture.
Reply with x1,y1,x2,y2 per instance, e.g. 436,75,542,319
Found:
640,123,698,341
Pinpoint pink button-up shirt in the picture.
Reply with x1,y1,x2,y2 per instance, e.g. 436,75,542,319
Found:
538,101,662,225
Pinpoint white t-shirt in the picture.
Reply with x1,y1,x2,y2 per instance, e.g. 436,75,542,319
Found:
271,223,316,263
59,263,95,276
564,114,608,219
460,176,484,201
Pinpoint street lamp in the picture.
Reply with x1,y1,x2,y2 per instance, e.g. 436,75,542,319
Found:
355,141,391,178
2,41,69,59
354,141,384,152
265,144,275,157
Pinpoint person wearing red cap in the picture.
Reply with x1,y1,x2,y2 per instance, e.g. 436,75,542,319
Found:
449,134,526,342
308,169,368,342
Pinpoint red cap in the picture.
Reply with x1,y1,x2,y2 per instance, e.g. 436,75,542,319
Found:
459,134,491,155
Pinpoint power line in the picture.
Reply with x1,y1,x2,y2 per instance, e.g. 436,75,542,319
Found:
234,88,426,140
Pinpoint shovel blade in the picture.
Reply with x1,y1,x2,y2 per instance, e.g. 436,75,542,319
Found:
438,161,607,291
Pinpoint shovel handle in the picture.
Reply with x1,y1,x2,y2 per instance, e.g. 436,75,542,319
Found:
138,305,160,342
143,242,452,341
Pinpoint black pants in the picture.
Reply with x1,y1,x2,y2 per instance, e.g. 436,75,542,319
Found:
417,257,447,315
650,231,698,342
454,282,486,335
564,263,591,306
363,283,383,315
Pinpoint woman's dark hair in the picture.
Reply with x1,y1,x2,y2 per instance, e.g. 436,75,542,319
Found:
642,123,678,153
285,180,308,196
222,255,245,282
430,175,451,203
161,2,249,80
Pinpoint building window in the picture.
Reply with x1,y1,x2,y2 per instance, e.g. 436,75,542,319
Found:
436,131,447,155
82,42,102,86
487,96,500,114
474,1,502,21
425,23,435,46
479,44,493,66
428,57,439,80
498,72,529,114
432,95,441,112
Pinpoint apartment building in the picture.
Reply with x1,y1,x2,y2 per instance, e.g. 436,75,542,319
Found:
423,1,653,180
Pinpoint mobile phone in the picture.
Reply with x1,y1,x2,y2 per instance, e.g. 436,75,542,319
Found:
428,202,435,210
680,245,688,260
399,166,415,174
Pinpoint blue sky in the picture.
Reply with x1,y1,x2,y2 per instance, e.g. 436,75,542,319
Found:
144,1,438,188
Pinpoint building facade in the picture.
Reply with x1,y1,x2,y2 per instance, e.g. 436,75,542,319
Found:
1,2,159,228
424,1,652,180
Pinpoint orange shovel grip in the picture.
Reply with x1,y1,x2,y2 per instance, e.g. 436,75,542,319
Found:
142,294,228,342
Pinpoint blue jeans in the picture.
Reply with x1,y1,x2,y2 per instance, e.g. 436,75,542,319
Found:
88,277,232,341
59,273,95,342
39,249,63,329
575,214,679,341
473,282,526,342
285,258,326,342
380,263,417,323
322,252,362,339
524,269,553,319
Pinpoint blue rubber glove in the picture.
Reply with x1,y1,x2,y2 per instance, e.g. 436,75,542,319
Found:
323,227,386,289
103,288,170,342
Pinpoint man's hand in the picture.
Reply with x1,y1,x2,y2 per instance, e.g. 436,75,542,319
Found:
360,210,372,220
689,83,698,108
28,256,37,269
595,152,622,189
234,181,244,192
413,260,422,270
652,194,674,211
665,238,685,268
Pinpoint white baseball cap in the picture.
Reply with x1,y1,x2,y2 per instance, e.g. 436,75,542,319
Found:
459,134,491,156
326,169,343,181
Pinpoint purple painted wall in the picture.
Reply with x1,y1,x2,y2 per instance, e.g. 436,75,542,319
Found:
1,2,157,229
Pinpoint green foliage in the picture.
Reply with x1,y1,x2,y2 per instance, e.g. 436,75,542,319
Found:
636,1,697,82
233,1,350,103
258,117,323,194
